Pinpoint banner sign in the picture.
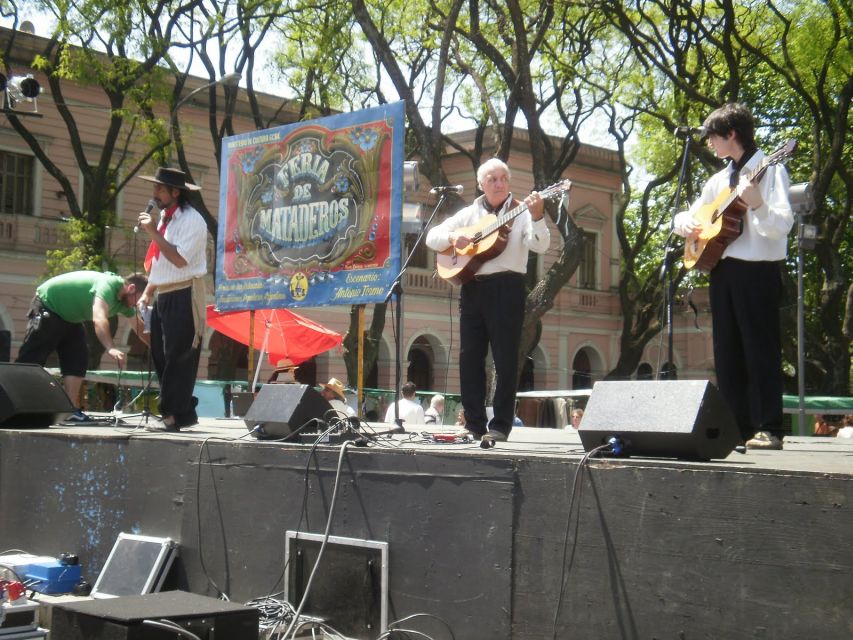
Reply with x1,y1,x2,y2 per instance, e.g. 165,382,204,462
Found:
215,102,404,310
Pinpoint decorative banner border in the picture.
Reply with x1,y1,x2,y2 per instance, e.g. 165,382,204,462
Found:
215,102,404,310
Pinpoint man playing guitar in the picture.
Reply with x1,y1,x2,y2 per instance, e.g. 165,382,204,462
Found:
673,103,793,451
426,158,551,447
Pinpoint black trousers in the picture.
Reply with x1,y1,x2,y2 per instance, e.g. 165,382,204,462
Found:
16,296,88,377
709,258,784,441
150,288,200,426
459,272,525,436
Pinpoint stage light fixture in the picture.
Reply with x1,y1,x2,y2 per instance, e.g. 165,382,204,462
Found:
403,160,420,192
2,73,43,116
788,182,814,215
8,74,41,101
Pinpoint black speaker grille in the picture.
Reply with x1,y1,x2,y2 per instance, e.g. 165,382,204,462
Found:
243,383,332,439
0,362,73,427
579,380,739,460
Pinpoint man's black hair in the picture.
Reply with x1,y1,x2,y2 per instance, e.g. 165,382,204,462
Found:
703,102,757,151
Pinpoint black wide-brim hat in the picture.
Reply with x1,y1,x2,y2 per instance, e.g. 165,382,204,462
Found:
138,167,201,191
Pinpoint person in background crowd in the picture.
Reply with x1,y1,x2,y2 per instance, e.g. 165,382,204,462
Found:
319,378,355,417
425,394,445,425
570,408,584,429
384,381,425,426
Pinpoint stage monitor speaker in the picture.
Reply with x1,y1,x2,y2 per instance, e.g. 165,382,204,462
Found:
0,362,74,428
578,380,739,460
49,590,259,640
244,383,332,440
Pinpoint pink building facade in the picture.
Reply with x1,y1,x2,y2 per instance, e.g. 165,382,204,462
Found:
0,27,715,411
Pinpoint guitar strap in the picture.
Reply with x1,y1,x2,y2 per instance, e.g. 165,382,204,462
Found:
728,147,758,188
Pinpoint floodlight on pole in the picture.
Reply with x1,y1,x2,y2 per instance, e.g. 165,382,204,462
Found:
790,182,815,434
1,72,43,117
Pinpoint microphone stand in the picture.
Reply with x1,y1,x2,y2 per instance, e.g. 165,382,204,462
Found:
661,132,694,380
383,191,451,428
118,215,157,427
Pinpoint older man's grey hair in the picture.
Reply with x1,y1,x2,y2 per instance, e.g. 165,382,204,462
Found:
476,158,511,186
430,394,445,408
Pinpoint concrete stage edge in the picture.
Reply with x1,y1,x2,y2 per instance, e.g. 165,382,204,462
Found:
0,419,850,640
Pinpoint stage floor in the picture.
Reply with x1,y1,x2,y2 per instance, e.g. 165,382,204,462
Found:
40,413,853,476
1,415,851,639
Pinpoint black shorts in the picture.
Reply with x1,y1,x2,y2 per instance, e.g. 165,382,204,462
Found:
15,296,88,377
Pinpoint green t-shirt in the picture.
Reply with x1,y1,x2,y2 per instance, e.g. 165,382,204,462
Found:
36,271,135,324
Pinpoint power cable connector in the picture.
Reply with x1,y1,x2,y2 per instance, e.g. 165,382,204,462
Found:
607,435,625,456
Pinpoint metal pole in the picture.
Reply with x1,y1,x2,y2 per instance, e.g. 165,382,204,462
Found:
789,182,813,436
796,212,806,434
357,304,365,418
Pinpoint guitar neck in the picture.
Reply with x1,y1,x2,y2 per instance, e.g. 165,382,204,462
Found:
744,155,774,186
479,201,527,238
479,182,566,239
716,154,779,216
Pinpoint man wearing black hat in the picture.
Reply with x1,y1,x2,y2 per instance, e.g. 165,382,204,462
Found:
136,167,208,431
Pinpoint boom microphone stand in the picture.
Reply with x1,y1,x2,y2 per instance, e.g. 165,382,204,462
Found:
383,189,454,428
661,128,698,380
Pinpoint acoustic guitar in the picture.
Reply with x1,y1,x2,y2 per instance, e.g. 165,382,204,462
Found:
436,179,571,285
683,139,797,272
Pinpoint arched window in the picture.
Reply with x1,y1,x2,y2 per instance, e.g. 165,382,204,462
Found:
572,350,592,390
407,346,432,392
519,356,535,391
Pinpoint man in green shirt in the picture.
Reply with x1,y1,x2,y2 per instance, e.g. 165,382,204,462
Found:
16,271,147,422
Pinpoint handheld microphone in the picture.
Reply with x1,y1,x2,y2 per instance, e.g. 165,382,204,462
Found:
430,184,464,195
673,125,707,137
134,199,158,233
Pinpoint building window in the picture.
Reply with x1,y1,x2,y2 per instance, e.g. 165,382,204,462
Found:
572,349,593,390
0,150,34,215
407,347,432,393
578,230,597,289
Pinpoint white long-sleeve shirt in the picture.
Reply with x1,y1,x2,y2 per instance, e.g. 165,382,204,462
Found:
384,397,425,425
425,194,551,275
148,204,208,286
673,150,793,262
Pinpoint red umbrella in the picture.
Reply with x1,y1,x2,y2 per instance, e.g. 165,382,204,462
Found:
206,305,342,367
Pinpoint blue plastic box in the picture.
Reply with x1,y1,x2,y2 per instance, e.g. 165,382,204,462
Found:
24,560,81,595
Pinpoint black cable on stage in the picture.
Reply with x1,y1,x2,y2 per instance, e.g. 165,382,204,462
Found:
550,442,612,639
260,418,342,598
376,629,435,640
383,612,457,640
192,432,258,601
281,440,356,640
141,618,201,640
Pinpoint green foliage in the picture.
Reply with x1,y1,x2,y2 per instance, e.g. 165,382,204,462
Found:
44,217,113,277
